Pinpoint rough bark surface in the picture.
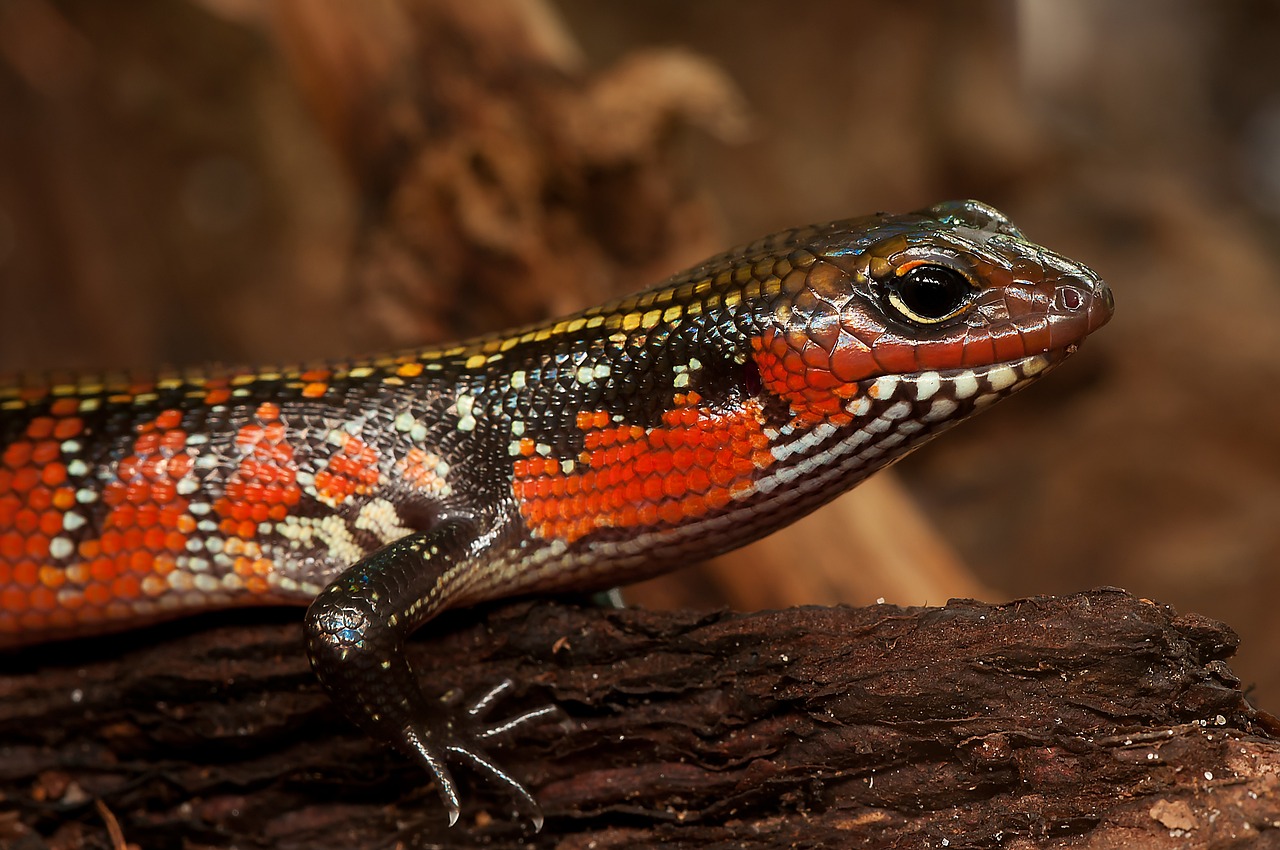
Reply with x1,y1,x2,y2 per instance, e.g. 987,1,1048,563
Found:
2,589,1277,849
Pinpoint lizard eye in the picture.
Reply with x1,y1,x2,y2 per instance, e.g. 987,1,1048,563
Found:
885,264,975,325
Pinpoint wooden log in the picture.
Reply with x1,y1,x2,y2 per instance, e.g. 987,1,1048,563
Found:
2,588,1276,848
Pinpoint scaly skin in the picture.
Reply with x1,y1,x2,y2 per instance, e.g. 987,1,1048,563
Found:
0,200,1112,825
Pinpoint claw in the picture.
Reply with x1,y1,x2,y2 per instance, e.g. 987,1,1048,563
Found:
476,704,563,742
451,744,545,831
468,678,515,718
405,725,463,824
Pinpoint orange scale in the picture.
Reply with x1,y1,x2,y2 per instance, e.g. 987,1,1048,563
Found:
251,503,269,523
268,504,287,521
12,560,38,586
152,553,176,576
235,520,255,540
173,512,195,533
38,565,65,588
1,587,27,612
52,488,75,510
642,477,664,502
705,487,732,511
246,575,270,594
168,455,193,478
25,417,54,440
637,504,660,525
26,486,52,511
662,476,687,499
11,468,39,493
12,509,38,534
38,511,62,537
77,539,100,560
0,493,19,524
687,468,711,493
134,433,160,455
58,586,86,608
112,575,142,599
122,528,145,550
29,585,57,611
46,608,75,630
76,604,104,622
64,562,90,585
84,563,113,591
658,502,684,525
680,494,710,520
144,527,167,550
89,557,116,582
23,533,49,560
49,398,79,417
31,440,60,464
0,532,23,560
159,428,188,451
166,530,189,551
129,550,154,574
0,469,13,495
18,611,49,630
650,452,674,475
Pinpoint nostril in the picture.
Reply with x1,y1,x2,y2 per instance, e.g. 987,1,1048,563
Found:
1058,286,1084,311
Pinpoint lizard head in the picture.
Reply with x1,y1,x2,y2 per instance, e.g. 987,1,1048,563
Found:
743,199,1112,460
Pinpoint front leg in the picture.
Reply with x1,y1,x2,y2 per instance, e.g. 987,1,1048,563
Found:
303,520,554,827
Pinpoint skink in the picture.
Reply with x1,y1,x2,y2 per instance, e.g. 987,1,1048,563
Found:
0,200,1112,825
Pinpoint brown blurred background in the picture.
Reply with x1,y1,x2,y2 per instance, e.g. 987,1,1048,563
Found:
2,1,1279,708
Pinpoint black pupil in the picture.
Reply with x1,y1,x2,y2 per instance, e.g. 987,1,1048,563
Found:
896,265,971,319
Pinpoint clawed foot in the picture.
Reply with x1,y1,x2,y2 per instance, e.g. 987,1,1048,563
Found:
405,679,564,830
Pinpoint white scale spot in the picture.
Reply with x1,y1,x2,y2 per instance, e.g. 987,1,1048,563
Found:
176,477,199,496
953,373,979,400
510,371,527,390
883,401,911,421
871,374,899,399
924,399,959,423
67,459,88,477
456,393,477,432
1023,356,1050,377
49,536,73,559
987,365,1019,392
394,411,415,432
846,396,872,417
62,512,86,532
193,574,221,593
915,371,941,401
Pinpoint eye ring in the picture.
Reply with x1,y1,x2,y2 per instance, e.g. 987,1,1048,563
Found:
884,262,976,325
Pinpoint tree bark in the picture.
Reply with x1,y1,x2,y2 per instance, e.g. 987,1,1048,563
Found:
2,588,1277,849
